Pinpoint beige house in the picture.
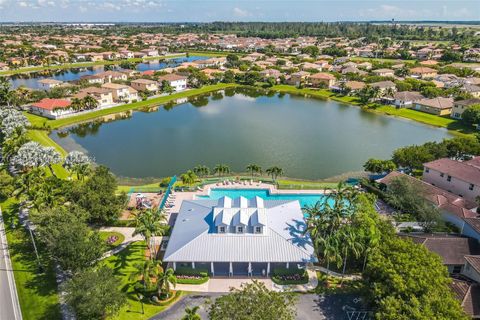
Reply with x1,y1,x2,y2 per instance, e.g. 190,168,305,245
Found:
410,67,438,79
372,68,395,77
38,79,63,90
288,71,310,86
413,97,453,116
451,99,480,119
130,79,158,92
309,72,336,88
423,157,480,203
101,83,136,102
73,87,114,107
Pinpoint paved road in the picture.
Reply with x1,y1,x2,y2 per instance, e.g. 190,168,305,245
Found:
0,209,23,320
153,293,354,320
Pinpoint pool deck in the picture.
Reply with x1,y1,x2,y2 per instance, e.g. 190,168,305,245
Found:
162,181,328,225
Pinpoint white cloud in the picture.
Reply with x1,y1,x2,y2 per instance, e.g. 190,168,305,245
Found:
233,7,249,18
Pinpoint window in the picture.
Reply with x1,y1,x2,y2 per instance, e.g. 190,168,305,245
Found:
452,266,462,274
425,168,429,173
469,184,474,191
447,175,451,182
219,226,226,233
237,226,244,233
255,226,262,234
466,264,471,271
440,173,444,177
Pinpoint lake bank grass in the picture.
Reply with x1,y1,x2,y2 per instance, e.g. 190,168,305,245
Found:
0,198,61,320
26,130,69,179
271,85,474,136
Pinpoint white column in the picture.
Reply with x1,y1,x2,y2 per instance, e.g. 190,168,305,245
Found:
173,262,176,271
286,262,289,269
248,262,252,276
192,262,195,269
267,262,270,276
211,262,214,276
229,262,233,277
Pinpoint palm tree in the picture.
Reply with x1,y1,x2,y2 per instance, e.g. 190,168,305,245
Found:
182,306,201,320
246,164,261,178
82,95,99,110
193,165,210,177
129,260,163,287
133,209,168,260
180,170,197,186
339,227,363,283
157,268,176,299
265,166,283,181
213,164,230,177
69,97,84,112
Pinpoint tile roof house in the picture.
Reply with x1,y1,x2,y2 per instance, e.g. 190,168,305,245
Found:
163,196,316,276
308,72,336,88
393,91,425,108
409,67,438,79
157,74,188,92
130,79,158,92
423,158,480,204
451,278,480,318
451,98,480,120
413,97,454,116
29,98,72,119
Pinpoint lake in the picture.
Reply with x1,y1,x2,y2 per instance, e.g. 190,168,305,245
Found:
51,88,454,179
8,56,207,89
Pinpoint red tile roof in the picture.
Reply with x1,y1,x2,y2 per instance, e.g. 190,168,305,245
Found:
32,98,71,111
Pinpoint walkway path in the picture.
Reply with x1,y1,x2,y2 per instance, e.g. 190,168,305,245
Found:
0,208,22,320
99,227,143,259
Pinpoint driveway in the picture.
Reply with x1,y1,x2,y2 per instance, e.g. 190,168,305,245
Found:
152,293,357,320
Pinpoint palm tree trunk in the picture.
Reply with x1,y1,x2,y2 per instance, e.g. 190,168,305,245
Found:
362,252,368,272
341,250,348,285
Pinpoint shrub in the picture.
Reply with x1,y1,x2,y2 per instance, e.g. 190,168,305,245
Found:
271,268,308,285
174,267,209,285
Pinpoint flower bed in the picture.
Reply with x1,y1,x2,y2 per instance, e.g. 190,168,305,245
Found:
174,267,209,285
271,268,309,285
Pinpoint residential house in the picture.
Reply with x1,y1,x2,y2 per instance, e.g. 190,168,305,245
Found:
309,72,336,88
38,79,63,90
259,69,282,81
0,62,10,71
163,196,316,276
372,68,395,77
344,81,365,92
140,48,159,57
410,67,438,79
288,71,310,86
87,53,104,62
73,87,114,107
157,74,188,92
29,98,72,119
130,79,158,92
119,50,134,59
393,91,425,108
401,234,480,274
101,83,137,102
450,278,480,319
97,71,128,83
452,99,480,119
413,97,454,116
461,84,480,98
370,81,397,95
80,74,104,85
423,158,480,204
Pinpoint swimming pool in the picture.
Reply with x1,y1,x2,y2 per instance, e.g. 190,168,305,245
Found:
196,188,329,208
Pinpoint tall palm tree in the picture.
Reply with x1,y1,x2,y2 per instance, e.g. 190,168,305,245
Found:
182,306,201,320
69,97,84,112
213,164,230,177
246,164,261,178
82,95,99,110
133,209,168,260
157,268,176,299
265,166,283,181
339,227,363,283
129,260,163,287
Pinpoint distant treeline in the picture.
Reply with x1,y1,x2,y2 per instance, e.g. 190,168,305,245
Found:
2,22,479,44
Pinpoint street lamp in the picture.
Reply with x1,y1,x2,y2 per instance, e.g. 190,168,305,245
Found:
137,293,144,315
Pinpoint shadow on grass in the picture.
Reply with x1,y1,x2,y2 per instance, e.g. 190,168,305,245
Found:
37,301,62,320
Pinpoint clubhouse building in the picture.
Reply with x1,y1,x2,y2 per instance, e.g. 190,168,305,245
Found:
163,196,316,276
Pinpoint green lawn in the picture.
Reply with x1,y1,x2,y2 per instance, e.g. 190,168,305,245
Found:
26,130,69,179
43,83,237,129
102,241,183,320
117,182,162,193
271,85,473,136
0,54,187,76
99,231,126,250
277,179,339,190
0,198,61,320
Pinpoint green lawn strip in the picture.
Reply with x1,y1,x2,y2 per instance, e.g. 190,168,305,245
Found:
0,54,188,77
277,179,338,190
99,231,126,250
102,241,184,320
26,130,70,179
0,198,61,320
47,83,237,129
117,182,162,193
271,85,473,135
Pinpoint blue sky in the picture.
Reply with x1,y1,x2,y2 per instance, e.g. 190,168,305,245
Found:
0,0,478,22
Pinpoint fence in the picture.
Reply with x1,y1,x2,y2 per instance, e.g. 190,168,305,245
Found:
158,175,177,211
